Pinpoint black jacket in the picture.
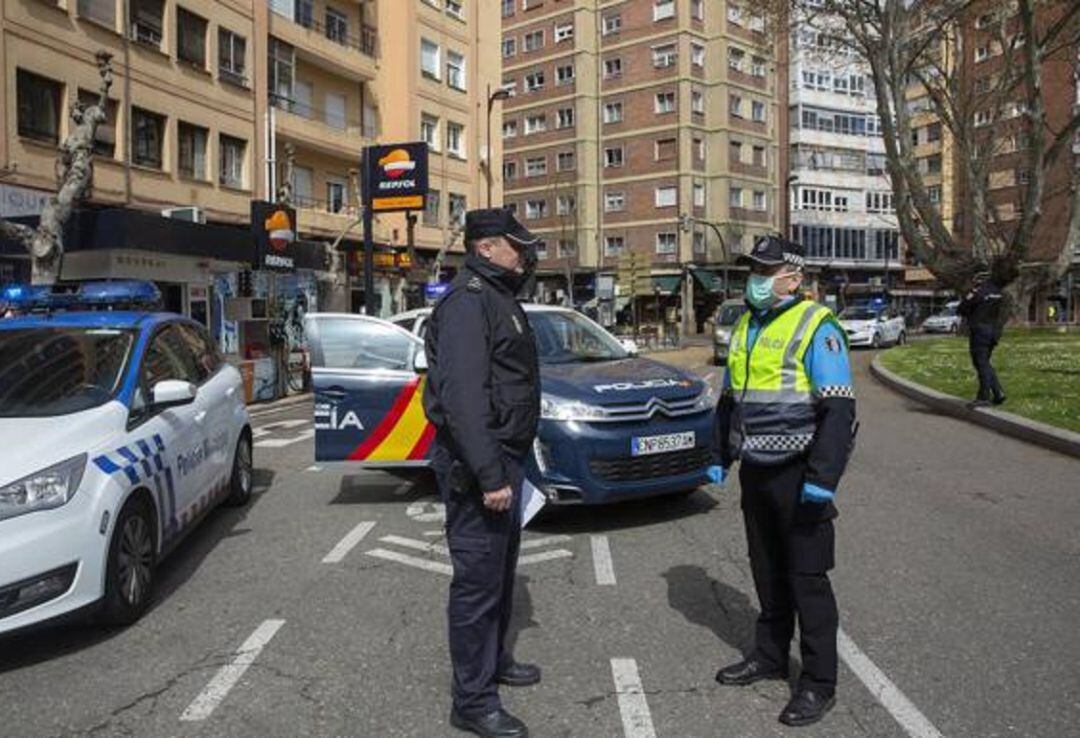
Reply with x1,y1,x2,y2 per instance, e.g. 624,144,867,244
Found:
958,281,1005,341
422,254,541,491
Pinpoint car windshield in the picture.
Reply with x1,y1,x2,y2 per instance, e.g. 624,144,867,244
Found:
717,304,747,325
937,306,957,317
840,307,880,320
528,310,629,364
0,327,134,417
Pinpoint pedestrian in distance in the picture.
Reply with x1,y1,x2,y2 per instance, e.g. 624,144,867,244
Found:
708,235,858,728
957,269,1006,407
422,207,542,738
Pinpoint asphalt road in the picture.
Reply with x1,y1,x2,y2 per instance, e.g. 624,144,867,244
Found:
2,349,1078,738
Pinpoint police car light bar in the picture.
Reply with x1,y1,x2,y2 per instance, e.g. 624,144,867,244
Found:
1,280,163,313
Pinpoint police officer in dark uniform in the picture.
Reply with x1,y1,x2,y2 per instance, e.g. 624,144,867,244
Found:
709,236,857,727
423,208,542,738
958,270,1006,407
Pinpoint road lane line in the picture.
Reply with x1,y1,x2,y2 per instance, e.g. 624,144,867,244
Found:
518,550,573,565
423,530,444,537
591,535,617,585
305,464,322,472
838,629,944,738
180,619,285,722
520,535,572,550
379,534,450,557
366,548,453,575
255,429,315,449
610,658,657,738
322,521,378,564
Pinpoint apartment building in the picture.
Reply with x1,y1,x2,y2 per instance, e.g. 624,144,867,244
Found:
788,22,903,306
500,0,783,322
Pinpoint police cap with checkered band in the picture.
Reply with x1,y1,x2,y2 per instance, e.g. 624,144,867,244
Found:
738,235,806,270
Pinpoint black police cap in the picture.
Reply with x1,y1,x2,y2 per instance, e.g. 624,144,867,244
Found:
737,235,806,269
464,207,540,248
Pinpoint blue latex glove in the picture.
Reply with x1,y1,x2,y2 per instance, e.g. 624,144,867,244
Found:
801,482,835,504
707,465,727,485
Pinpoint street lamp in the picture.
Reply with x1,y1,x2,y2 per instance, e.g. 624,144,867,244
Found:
486,84,513,208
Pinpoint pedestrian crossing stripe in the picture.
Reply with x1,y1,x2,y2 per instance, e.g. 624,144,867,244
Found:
347,377,435,462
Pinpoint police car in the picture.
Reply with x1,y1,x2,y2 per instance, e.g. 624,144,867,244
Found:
304,305,715,505
0,282,252,635
838,304,907,348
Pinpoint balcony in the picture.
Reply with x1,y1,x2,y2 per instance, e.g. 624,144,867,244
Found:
268,2,378,82
272,94,372,158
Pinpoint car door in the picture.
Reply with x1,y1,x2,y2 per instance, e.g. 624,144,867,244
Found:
176,323,237,494
305,314,433,466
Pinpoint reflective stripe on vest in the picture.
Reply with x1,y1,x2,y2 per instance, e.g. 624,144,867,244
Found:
728,300,834,465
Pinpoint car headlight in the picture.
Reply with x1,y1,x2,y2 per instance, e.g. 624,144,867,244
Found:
0,454,87,522
540,394,608,421
691,382,719,412
714,329,730,344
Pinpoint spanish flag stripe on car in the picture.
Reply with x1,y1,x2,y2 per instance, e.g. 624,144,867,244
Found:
347,378,433,461
406,421,437,461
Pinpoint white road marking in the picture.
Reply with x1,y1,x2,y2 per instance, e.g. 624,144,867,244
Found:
591,535,617,585
322,521,378,564
251,427,271,439
379,534,450,557
366,548,453,576
422,530,444,537
392,480,413,496
305,465,322,472
255,419,310,432
255,429,315,448
520,535,572,550
180,619,285,722
610,658,657,738
838,629,944,738
405,500,446,523
518,549,573,565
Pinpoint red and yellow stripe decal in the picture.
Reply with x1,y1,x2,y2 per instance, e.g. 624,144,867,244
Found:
348,377,436,462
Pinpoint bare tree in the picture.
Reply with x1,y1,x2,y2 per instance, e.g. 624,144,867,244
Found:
767,0,1080,312
0,51,113,285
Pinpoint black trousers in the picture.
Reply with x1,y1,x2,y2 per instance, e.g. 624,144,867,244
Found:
432,440,523,718
969,336,1004,401
740,460,839,696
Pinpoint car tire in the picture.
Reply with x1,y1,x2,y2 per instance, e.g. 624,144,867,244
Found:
101,496,156,626
224,432,253,507
871,331,882,349
950,324,959,334
897,331,907,346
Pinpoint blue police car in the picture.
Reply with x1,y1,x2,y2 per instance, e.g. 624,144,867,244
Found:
0,282,252,635
304,305,715,504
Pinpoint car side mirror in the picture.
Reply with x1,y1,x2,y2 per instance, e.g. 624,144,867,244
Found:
413,349,429,373
152,380,197,409
620,338,639,356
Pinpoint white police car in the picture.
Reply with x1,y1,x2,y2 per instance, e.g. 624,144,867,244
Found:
0,282,252,635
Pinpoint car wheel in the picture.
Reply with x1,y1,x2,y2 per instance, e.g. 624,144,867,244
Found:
225,433,253,507
102,497,156,626
871,331,882,349
950,323,959,334
897,331,907,346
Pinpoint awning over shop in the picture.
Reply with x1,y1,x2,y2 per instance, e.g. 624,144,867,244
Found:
691,268,724,294
650,275,681,296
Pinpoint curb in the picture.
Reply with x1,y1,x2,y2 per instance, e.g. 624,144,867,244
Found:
247,392,312,418
869,356,1080,461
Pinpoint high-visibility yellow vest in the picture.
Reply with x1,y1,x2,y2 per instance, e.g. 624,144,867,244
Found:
727,299,839,465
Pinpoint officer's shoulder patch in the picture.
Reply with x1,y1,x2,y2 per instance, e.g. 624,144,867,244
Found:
824,334,842,354
466,276,484,293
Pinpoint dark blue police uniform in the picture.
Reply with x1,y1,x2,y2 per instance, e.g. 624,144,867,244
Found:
422,209,541,736
958,276,1006,405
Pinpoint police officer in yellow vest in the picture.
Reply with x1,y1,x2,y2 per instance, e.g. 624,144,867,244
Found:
709,236,857,727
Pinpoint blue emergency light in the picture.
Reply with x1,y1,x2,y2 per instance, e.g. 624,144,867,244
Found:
425,282,451,300
0,280,163,312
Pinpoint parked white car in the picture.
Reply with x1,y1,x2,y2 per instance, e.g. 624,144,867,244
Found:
922,301,962,334
839,305,907,348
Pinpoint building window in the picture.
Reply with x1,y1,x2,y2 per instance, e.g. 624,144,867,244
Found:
502,0,514,17
605,191,625,212
130,0,164,47
729,186,743,209
503,161,517,181
524,71,545,92
503,38,516,58
653,0,675,22
447,51,466,91
695,137,706,161
693,231,706,253
603,14,622,35
524,114,547,134
729,47,745,73
557,108,575,128
655,232,677,255
655,92,676,114
653,43,678,68
325,92,347,130
692,90,705,114
77,89,117,157
421,114,440,150
753,191,766,211
655,138,677,161
173,5,205,62
603,102,623,123
865,192,895,214
694,183,705,208
555,23,574,43
691,43,706,68
751,56,767,77
927,186,942,204
327,179,346,213
751,100,766,122
556,64,575,85
445,0,464,20
534,239,547,259
558,239,575,257
269,38,295,102
326,7,348,45
16,69,62,144
423,190,441,226
604,236,624,256
728,3,743,25
177,122,207,180
218,29,247,85
132,107,165,169
449,193,467,226
78,0,116,28
525,157,547,177
446,122,464,158
502,119,517,139
525,199,548,219
655,186,677,208
421,39,441,80
691,0,704,20
219,135,246,188
604,58,622,78
296,0,314,28
556,195,575,215
974,110,991,127
604,147,624,168
729,140,743,164
729,94,743,117
523,30,544,52
557,151,575,171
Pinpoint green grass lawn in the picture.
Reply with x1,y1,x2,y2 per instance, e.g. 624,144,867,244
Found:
878,329,1080,433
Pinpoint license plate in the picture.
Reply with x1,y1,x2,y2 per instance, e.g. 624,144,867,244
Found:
631,431,695,457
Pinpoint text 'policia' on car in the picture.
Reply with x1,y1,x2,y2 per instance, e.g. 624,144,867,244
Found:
0,280,252,636
305,304,717,506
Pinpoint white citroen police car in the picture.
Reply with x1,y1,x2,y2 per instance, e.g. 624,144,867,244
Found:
0,282,252,635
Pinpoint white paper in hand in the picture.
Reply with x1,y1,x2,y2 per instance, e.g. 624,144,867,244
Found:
521,479,546,528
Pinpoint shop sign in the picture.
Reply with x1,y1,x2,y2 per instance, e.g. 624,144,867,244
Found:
0,184,50,219
363,143,429,212
252,201,296,272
